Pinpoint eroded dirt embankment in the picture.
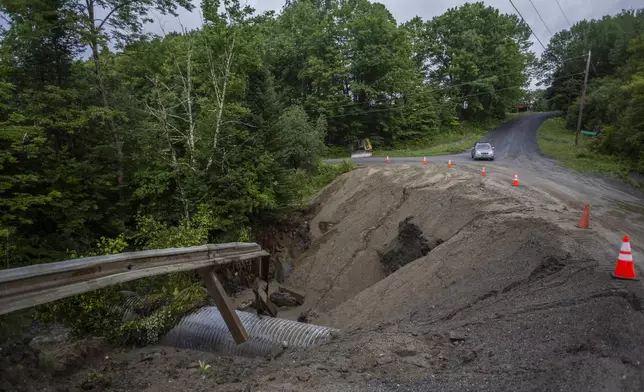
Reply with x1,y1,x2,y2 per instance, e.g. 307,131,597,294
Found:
4,164,644,392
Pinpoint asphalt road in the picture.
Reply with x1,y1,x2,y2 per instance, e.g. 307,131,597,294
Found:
325,112,558,166
325,112,644,271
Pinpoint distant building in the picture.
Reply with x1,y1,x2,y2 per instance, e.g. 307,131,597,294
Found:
516,103,531,112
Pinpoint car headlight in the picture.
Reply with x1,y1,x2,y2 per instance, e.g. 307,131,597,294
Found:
475,151,481,156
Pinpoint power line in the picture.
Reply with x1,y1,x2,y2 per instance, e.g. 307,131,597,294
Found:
310,53,589,113
508,0,547,51
554,0,572,27
527,0,553,36
325,71,584,119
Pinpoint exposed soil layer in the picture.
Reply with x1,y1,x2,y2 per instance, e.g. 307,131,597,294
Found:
3,164,644,392
378,216,436,274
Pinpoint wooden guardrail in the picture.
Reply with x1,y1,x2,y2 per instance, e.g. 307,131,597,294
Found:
0,242,270,344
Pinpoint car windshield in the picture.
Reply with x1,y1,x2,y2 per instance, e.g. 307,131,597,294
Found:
476,143,492,149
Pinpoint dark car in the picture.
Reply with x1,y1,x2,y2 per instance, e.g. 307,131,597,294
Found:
471,141,495,160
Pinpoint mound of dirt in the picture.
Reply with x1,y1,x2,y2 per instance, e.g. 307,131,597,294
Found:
285,165,644,390
7,164,644,392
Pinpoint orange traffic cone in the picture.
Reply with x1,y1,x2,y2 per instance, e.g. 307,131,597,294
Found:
512,173,519,187
448,160,452,168
577,204,590,229
481,167,486,177
612,235,638,280
423,156,427,165
386,155,390,163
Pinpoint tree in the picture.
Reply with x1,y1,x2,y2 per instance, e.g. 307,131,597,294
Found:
0,0,120,264
540,10,644,111
72,0,195,199
423,2,533,119
273,105,325,170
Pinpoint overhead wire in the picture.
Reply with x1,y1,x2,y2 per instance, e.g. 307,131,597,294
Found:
554,0,572,27
324,71,584,119
508,0,547,51
302,53,590,114
551,0,598,76
527,0,553,36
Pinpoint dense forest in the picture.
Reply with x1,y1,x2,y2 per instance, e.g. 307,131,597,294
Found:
540,9,644,171
0,0,534,267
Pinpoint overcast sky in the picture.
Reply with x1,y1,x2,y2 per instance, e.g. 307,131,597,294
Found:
149,0,640,55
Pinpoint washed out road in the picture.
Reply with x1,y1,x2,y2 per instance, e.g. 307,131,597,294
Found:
326,112,644,271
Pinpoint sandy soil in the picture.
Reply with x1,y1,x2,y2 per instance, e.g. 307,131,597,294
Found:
3,162,643,392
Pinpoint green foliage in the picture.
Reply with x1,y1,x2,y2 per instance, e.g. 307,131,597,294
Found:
0,310,33,342
116,284,208,346
547,16,644,171
373,118,504,157
198,360,212,375
540,10,644,112
537,117,633,178
422,2,533,120
0,0,539,269
295,162,354,200
36,236,129,338
36,234,209,345
274,106,325,170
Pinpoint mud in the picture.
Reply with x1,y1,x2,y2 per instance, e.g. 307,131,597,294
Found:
379,217,436,274
4,164,644,392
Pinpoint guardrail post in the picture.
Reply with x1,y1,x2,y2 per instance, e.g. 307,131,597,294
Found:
197,267,249,344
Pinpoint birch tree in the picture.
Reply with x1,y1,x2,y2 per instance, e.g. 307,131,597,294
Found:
73,0,194,199
143,15,242,222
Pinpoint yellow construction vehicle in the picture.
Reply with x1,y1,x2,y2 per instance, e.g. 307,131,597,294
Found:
351,138,373,158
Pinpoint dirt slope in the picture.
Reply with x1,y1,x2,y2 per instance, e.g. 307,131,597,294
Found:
4,164,644,392
287,164,644,390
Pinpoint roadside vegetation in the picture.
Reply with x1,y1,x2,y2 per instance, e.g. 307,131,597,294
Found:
541,10,644,175
370,112,540,158
373,119,504,157
537,117,632,178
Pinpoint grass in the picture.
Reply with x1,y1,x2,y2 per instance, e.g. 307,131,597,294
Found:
372,118,506,158
297,160,354,200
537,117,632,178
373,131,484,157
322,112,541,159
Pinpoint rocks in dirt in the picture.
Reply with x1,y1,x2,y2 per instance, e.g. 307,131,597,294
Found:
393,349,417,357
318,221,337,234
297,309,318,323
458,349,477,364
220,262,256,294
292,220,312,251
39,338,105,376
379,216,439,274
270,291,299,308
448,331,467,342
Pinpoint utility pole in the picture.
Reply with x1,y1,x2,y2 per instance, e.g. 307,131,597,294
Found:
575,50,591,145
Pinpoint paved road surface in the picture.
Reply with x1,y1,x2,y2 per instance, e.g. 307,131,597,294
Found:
326,112,644,270
325,112,558,165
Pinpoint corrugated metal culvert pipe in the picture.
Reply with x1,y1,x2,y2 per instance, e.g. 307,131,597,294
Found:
161,307,340,357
